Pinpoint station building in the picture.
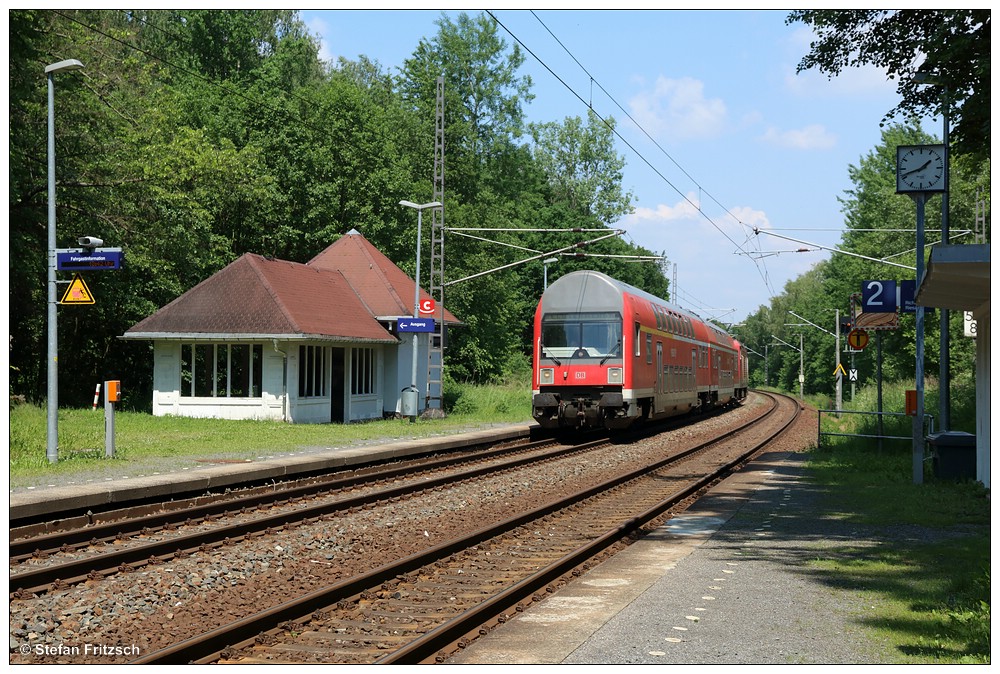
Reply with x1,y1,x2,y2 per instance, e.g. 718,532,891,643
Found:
122,230,458,424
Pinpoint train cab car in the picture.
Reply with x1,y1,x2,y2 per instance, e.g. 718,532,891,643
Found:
532,270,745,430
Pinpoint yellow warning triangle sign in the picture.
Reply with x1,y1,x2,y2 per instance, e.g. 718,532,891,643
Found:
60,274,95,305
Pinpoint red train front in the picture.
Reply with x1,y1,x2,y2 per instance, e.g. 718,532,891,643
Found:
532,270,747,430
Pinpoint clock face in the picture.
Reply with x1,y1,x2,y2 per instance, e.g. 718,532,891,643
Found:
896,145,946,192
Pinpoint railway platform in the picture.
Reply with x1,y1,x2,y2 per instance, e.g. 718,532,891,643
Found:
450,444,889,665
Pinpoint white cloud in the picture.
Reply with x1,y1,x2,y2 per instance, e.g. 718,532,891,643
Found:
304,14,335,64
628,76,727,141
627,193,702,224
760,124,837,150
727,205,770,232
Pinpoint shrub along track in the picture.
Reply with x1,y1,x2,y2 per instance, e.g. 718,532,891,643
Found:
9,392,797,665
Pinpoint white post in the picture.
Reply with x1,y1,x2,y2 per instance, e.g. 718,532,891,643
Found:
45,58,84,463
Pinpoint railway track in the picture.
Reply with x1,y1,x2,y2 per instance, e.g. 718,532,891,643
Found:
147,392,798,664
9,404,739,597
9,392,799,665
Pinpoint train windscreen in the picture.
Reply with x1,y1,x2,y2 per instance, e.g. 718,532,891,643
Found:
541,312,622,359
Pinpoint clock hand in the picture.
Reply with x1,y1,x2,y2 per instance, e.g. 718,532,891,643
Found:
902,160,932,177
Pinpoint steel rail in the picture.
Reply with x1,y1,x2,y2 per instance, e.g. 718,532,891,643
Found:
9,438,605,596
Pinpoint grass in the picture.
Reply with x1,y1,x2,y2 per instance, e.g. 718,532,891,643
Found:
8,378,533,483
806,374,990,663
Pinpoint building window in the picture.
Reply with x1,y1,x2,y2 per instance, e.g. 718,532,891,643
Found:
299,345,328,398
351,347,375,396
181,343,262,397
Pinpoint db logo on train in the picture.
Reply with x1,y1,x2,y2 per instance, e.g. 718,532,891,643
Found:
419,298,436,315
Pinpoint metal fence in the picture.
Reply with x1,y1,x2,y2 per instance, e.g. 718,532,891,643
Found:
817,408,935,451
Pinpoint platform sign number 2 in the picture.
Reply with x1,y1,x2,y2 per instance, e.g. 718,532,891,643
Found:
862,280,897,312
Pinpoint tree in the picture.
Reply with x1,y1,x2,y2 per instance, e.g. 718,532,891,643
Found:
398,11,534,201
787,10,990,161
529,110,636,224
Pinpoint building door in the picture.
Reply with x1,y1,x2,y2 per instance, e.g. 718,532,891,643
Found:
331,347,345,423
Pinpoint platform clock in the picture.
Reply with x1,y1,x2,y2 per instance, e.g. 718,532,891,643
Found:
896,144,946,193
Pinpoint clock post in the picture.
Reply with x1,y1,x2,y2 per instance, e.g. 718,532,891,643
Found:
896,144,946,485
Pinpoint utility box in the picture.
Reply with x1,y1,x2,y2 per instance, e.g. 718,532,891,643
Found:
928,431,976,480
904,389,917,416
106,379,122,403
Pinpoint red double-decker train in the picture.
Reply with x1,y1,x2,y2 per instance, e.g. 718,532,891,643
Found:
531,270,748,430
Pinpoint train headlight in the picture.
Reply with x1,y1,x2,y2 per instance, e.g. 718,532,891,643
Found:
539,368,555,385
607,367,623,384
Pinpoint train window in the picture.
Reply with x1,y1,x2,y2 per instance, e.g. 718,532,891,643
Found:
541,312,622,359
646,333,652,363
635,321,641,357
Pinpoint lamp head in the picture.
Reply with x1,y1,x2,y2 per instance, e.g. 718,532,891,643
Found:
45,59,84,75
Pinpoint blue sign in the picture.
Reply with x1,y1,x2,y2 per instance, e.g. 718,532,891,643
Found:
861,280,897,312
899,280,916,313
398,317,435,333
57,249,123,271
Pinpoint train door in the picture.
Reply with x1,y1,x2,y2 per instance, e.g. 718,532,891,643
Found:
691,349,698,406
711,348,719,403
656,341,664,413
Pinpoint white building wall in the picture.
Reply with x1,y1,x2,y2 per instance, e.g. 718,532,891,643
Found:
151,341,181,417
150,341,284,422
346,345,385,422
388,333,429,416
287,343,330,424
974,303,990,488
149,339,403,424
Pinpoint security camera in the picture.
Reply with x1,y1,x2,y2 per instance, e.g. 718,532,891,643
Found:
78,236,103,248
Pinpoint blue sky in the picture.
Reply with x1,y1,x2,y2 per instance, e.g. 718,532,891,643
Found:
300,8,915,325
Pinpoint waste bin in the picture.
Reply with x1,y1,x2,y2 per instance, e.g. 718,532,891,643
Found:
927,431,977,480
401,388,418,418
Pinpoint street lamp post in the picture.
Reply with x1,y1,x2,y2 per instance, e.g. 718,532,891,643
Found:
46,58,84,464
542,257,558,290
399,200,442,421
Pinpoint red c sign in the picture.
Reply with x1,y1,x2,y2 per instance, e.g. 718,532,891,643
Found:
419,298,436,315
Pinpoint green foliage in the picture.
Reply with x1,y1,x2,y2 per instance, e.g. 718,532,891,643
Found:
529,110,636,223
10,9,665,405
787,10,990,162
443,374,531,419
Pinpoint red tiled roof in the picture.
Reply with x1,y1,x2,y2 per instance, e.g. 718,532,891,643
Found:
124,254,396,343
309,229,460,324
